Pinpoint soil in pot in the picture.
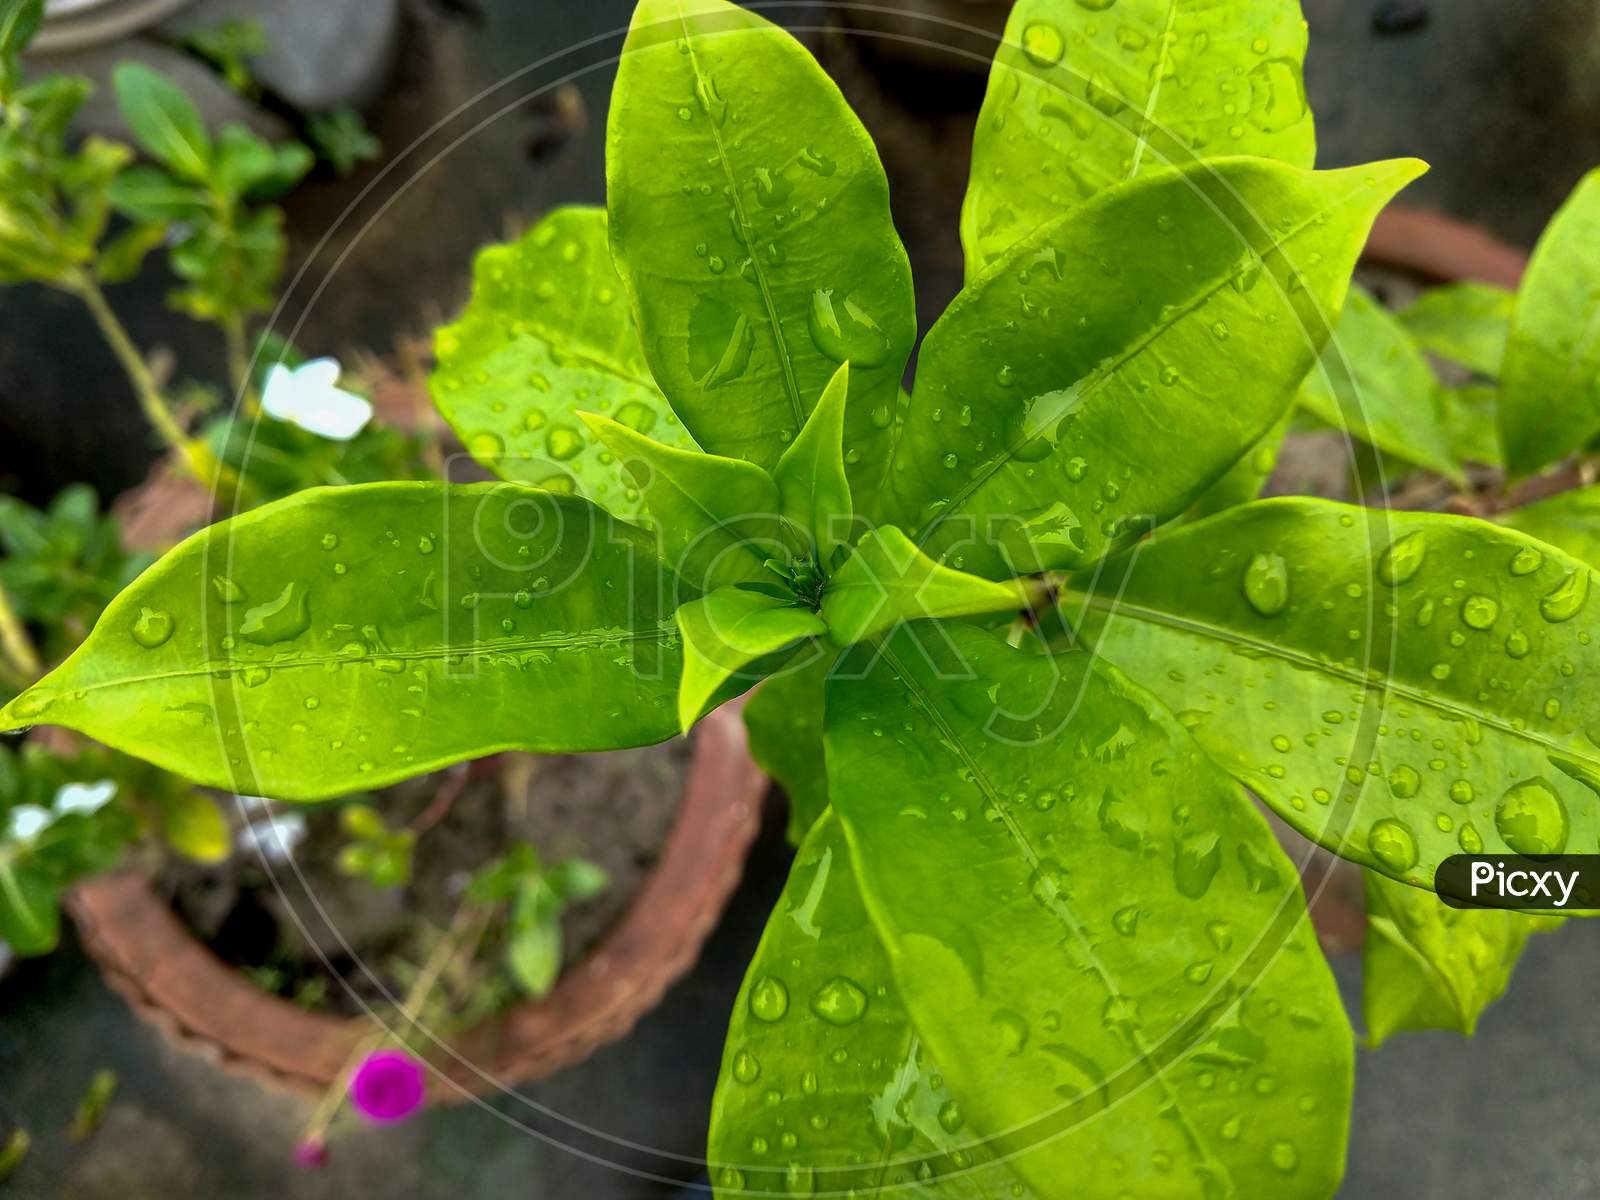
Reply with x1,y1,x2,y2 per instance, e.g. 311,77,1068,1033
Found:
161,741,690,1017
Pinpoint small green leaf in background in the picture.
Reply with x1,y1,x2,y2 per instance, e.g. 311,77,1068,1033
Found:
0,0,43,98
881,158,1423,578
1363,870,1560,1046
1067,498,1600,894
431,206,693,523
961,0,1316,275
306,108,382,175
150,788,229,863
826,625,1353,1200
106,165,211,223
1297,285,1465,481
607,0,915,506
708,811,1037,1198
0,484,686,799
174,18,266,96
1438,382,1502,469
820,525,1034,647
581,413,783,591
97,221,168,283
0,860,58,955
1396,280,1513,378
1499,484,1600,568
0,1127,29,1184
771,362,851,563
1499,167,1600,478
507,910,562,997
111,63,212,182
676,587,826,732
547,857,608,902
68,1069,118,1142
743,651,834,845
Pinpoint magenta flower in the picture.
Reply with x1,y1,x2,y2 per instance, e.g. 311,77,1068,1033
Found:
348,1049,427,1124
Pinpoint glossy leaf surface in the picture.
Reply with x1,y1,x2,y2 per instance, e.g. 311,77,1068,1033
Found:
1499,168,1600,477
1499,485,1600,569
743,651,834,845
676,586,825,731
1067,498,1600,891
1187,408,1292,521
1397,281,1512,378
961,0,1315,275
582,413,783,591
1362,869,1559,1047
882,158,1421,577
708,810,1035,1198
606,0,915,503
827,625,1352,1200
821,526,1034,647
1297,285,1463,481
431,206,693,522
772,362,851,561
0,484,684,799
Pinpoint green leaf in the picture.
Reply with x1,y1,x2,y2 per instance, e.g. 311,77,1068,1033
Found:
1065,497,1600,893
0,1127,29,1183
111,63,212,182
1499,168,1600,478
97,221,168,283
508,916,562,997
0,860,59,955
151,788,229,863
548,857,609,902
0,484,685,800
821,526,1035,647
1187,407,1293,521
771,362,851,562
744,651,834,845
826,625,1352,1200
676,586,826,732
1499,485,1600,568
708,809,1037,1198
1397,281,1512,378
581,412,783,591
880,158,1423,578
961,0,1316,276
606,0,915,505
431,206,693,522
0,0,43,60
1296,285,1463,482
1363,870,1559,1047
1439,382,1502,468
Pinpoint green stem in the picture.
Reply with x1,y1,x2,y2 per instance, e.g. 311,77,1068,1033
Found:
223,314,257,413
0,579,40,682
69,275,237,499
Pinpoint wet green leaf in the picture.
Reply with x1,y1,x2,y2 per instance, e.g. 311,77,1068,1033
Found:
1067,498,1600,894
1187,407,1293,521
583,413,783,591
826,625,1352,1200
772,362,851,563
1499,485,1600,568
431,207,693,521
962,0,1315,275
0,484,685,799
881,158,1423,577
708,810,1037,1199
821,526,1035,647
607,0,915,505
744,652,834,845
1297,285,1463,482
1499,168,1600,478
676,586,826,731
1397,280,1512,378
1363,869,1559,1046
111,63,211,182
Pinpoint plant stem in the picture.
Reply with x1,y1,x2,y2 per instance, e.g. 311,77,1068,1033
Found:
68,275,236,498
222,314,257,412
0,579,40,682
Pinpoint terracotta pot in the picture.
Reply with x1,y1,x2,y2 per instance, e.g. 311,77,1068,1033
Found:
72,459,768,1097
69,705,765,1098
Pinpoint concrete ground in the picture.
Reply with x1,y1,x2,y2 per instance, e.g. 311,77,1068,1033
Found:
6,0,1600,1197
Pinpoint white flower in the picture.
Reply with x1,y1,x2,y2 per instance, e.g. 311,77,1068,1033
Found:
261,357,373,441
5,804,53,843
53,779,118,817
237,811,307,864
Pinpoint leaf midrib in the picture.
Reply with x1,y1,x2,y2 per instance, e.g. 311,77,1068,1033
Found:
1071,589,1600,776
877,640,1226,1186
915,179,1371,545
675,3,806,431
